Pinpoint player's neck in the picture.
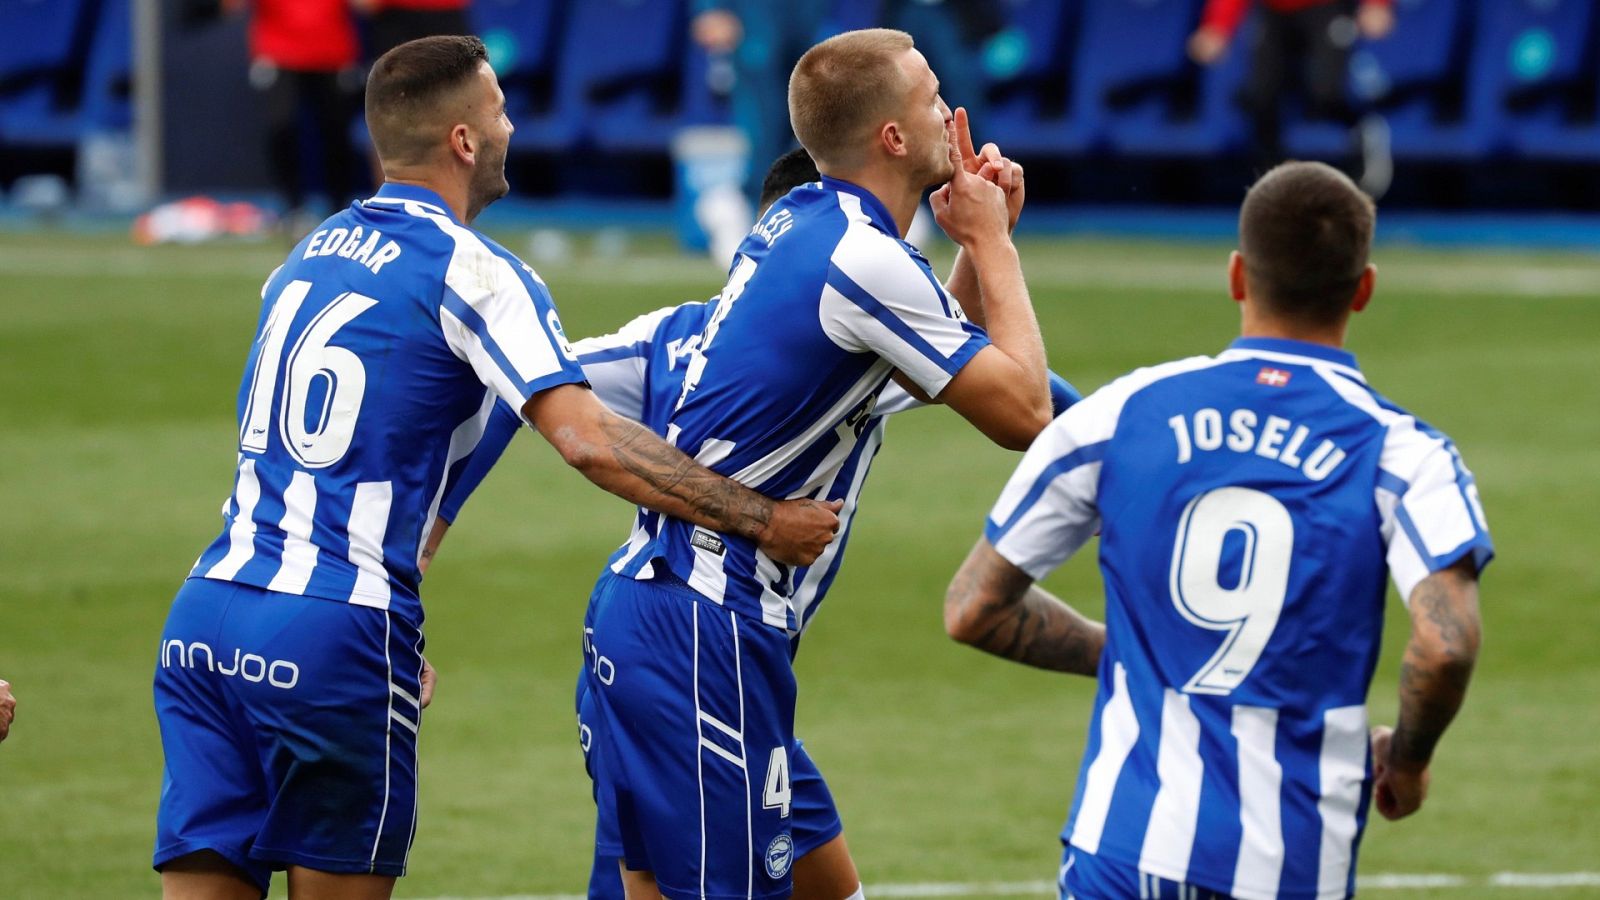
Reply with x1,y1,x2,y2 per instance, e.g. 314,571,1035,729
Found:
381,171,472,224
1240,306,1349,349
823,166,920,238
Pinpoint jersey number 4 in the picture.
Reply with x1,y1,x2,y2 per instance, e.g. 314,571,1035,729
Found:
239,279,376,468
1169,487,1293,695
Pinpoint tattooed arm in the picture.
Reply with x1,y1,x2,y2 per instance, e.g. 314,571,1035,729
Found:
945,539,1104,675
1370,556,1483,821
523,384,840,567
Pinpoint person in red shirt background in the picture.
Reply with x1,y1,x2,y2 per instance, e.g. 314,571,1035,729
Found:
223,0,364,222
1189,0,1395,196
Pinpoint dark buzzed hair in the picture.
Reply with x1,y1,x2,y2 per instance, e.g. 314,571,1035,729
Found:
1239,161,1376,325
365,35,489,165
759,147,821,212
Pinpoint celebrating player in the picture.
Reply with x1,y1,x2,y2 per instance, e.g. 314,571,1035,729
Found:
575,28,1052,899
150,36,839,900
946,161,1490,899
420,146,1081,899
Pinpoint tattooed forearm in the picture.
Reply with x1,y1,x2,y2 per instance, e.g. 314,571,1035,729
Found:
1391,563,1481,769
593,409,773,540
946,542,1104,675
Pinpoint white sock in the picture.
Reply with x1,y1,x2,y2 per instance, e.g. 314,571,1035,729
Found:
843,887,866,900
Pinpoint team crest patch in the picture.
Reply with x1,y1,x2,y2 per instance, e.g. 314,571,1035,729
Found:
764,833,794,879
1256,366,1292,387
690,528,726,556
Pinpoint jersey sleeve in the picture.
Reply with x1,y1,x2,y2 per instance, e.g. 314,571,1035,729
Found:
819,228,991,398
436,399,522,524
983,386,1118,580
1377,427,1494,602
436,242,588,421
571,304,687,422
874,367,1081,418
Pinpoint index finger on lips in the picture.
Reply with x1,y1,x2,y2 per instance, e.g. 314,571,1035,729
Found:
946,115,967,178
955,107,979,171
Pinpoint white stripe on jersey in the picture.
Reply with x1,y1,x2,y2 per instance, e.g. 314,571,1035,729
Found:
821,193,973,398
205,458,261,581
725,359,892,491
400,200,567,411
792,422,885,631
420,390,499,567
1071,662,1141,854
1313,368,1485,599
1316,705,1368,898
266,470,319,594
349,480,394,608
1139,690,1204,882
1231,706,1285,897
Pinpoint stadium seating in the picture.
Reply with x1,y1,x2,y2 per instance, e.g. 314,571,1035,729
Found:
471,0,575,151
1074,0,1250,157
1283,0,1489,161
578,0,691,152
984,0,1095,155
1474,0,1600,161
0,0,99,146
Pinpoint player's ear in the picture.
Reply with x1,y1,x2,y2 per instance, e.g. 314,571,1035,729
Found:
450,123,475,166
1351,263,1376,313
1228,251,1247,303
880,120,906,159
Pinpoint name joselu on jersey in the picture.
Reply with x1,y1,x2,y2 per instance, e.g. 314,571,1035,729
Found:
1168,407,1347,481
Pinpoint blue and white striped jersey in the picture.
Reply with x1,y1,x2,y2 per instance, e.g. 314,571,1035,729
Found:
436,298,928,639
649,176,991,631
986,337,1492,900
189,183,587,629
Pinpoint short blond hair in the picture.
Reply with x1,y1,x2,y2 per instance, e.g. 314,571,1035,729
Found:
788,29,915,170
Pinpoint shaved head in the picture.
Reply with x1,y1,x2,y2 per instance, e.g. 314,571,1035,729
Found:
365,35,491,167
788,29,915,170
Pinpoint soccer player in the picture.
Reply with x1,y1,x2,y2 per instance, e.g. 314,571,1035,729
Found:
151,36,839,900
580,28,1052,898
946,161,1490,899
422,145,1080,899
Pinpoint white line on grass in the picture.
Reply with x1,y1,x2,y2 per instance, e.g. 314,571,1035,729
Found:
406,872,1600,899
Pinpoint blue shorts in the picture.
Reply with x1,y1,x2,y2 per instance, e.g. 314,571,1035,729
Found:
152,577,424,893
1062,845,1234,900
580,671,843,899
580,569,804,900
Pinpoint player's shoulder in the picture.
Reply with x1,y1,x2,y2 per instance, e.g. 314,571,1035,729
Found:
1035,354,1223,448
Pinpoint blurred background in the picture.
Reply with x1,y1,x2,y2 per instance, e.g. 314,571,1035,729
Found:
4,0,1600,249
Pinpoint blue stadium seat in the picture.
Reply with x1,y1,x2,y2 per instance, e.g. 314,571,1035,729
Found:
0,0,97,147
1474,0,1600,162
80,0,133,133
578,0,690,153
1075,0,1249,157
984,0,1097,155
1284,0,1485,161
472,0,576,151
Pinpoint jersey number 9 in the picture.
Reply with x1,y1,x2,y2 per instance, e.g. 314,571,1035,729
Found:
1169,487,1294,695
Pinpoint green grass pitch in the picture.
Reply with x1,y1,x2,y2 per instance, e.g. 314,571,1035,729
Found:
0,230,1596,898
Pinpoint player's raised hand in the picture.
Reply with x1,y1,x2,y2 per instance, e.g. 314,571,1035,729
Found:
758,498,844,566
931,111,1010,252
1370,724,1430,820
953,107,1025,232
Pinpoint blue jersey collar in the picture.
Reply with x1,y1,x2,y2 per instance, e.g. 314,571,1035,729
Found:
1227,336,1361,373
367,182,459,222
820,175,898,236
